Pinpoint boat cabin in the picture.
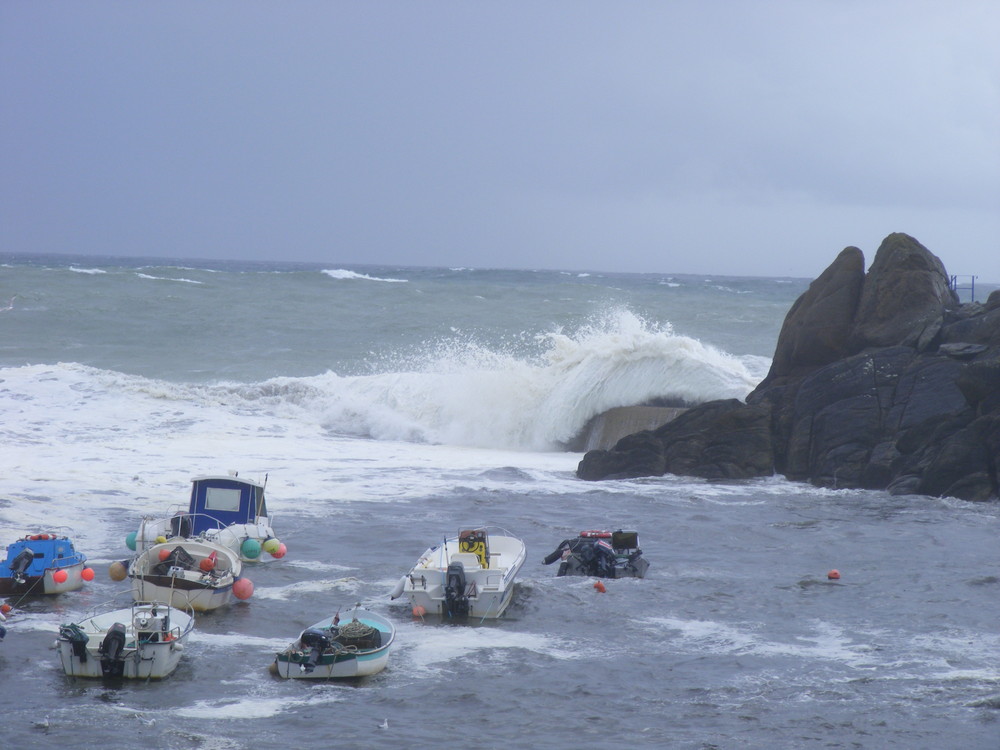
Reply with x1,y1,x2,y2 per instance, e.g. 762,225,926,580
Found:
184,475,268,536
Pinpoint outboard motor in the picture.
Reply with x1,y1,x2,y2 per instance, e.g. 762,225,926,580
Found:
99,622,128,677
591,538,617,578
8,547,35,583
169,513,193,538
543,541,572,566
444,562,470,619
59,623,90,661
299,628,332,673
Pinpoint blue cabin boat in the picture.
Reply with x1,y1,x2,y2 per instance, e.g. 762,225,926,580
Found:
1,533,92,596
131,474,284,562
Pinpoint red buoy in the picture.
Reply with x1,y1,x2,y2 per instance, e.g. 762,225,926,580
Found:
232,577,254,600
827,569,841,580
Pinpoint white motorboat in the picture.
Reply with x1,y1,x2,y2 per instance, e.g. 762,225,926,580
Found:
391,527,526,619
271,606,395,679
56,600,194,679
129,473,285,563
126,537,252,612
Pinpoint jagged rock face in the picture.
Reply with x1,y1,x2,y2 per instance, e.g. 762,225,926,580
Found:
577,232,1000,501
765,246,865,382
849,232,958,351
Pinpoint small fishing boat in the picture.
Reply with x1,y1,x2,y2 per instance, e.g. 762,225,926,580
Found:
129,473,285,563
126,538,252,612
542,529,650,578
391,527,526,619
271,606,395,679
0,533,94,596
56,600,194,679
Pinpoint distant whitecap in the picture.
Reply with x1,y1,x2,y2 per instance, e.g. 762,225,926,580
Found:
322,269,407,283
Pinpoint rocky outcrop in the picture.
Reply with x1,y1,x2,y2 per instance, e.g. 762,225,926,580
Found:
577,233,1000,501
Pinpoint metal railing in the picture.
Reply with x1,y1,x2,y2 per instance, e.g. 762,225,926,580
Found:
950,274,977,303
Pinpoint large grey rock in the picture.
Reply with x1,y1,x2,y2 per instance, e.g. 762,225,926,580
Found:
764,246,865,383
577,232,1000,501
849,233,958,351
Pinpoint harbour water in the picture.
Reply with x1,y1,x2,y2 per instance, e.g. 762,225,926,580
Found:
1,254,998,749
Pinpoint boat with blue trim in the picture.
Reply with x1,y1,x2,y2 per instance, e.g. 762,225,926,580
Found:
0,532,93,597
129,473,285,563
125,537,251,612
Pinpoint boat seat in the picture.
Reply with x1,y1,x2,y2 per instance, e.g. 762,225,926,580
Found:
450,552,482,569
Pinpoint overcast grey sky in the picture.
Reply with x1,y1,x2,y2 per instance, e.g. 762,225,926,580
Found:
2,1,998,279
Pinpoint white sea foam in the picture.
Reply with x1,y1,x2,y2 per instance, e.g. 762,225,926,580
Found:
0,361,583,554
135,272,203,284
396,621,583,677
174,693,338,720
642,615,882,669
292,308,761,450
253,577,364,601
321,269,407,283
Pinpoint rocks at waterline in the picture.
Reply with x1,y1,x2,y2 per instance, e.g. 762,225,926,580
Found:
576,233,1000,501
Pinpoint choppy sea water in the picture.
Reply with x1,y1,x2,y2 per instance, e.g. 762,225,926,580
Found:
1,254,998,749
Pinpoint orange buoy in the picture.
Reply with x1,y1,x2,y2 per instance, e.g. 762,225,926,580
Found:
0,603,12,614
412,605,426,617
232,577,254,600
199,550,218,572
827,569,841,580
593,580,606,593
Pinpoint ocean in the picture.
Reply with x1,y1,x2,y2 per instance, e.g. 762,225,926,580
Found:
1,253,998,749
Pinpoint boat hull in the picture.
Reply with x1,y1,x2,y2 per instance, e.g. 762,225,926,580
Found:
1,534,89,596
129,575,233,612
56,603,194,680
273,611,395,679
127,539,240,612
0,563,87,596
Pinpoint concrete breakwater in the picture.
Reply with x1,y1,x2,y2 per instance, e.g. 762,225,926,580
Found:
570,406,687,452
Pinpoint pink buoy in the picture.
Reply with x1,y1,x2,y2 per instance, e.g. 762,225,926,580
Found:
271,542,287,560
827,569,841,580
233,577,254,600
412,605,426,617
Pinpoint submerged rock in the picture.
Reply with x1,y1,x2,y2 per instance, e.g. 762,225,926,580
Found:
577,232,1000,501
